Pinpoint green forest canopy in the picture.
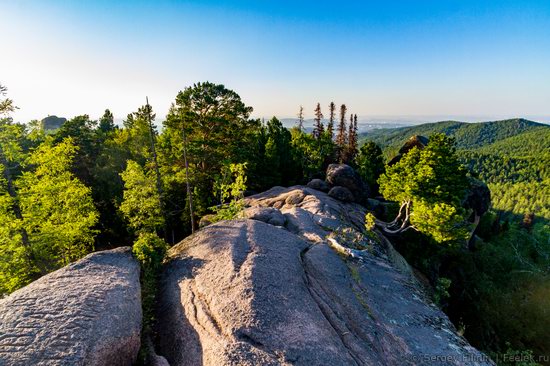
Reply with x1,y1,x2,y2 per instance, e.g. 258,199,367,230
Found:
1,82,549,364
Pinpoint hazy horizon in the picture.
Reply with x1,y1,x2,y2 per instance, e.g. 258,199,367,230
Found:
2,1,550,123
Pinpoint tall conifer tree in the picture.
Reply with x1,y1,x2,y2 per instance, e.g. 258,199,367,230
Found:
327,102,336,139
312,103,324,139
347,113,358,162
297,105,304,131
336,104,347,162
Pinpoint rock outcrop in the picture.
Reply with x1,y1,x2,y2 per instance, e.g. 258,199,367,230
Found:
243,206,286,226
0,247,142,366
156,186,494,365
325,163,370,203
0,185,494,365
306,178,330,192
388,135,429,166
328,185,355,202
463,177,491,217
40,115,66,131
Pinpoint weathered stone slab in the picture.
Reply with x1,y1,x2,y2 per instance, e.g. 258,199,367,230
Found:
0,247,142,366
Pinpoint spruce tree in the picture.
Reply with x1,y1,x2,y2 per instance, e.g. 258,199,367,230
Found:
297,105,304,131
312,103,324,139
346,114,358,163
327,102,335,139
336,104,347,162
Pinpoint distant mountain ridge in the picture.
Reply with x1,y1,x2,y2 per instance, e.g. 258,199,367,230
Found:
360,118,548,150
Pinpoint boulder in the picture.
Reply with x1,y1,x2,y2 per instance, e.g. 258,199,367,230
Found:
307,178,331,192
156,187,494,366
243,206,286,226
398,135,429,155
463,177,491,217
388,135,429,166
0,247,142,366
325,164,369,202
246,186,367,235
328,186,355,203
199,214,217,228
157,220,357,365
285,190,306,205
40,115,66,131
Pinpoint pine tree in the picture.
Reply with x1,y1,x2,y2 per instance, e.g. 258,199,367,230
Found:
297,105,304,131
347,114,358,163
312,103,324,139
327,102,335,139
163,82,255,221
375,133,470,243
336,104,347,162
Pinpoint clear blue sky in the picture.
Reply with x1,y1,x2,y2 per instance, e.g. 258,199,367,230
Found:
2,0,550,123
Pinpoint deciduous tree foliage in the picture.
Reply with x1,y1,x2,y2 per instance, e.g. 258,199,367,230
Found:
211,162,248,221
120,160,164,234
355,141,384,195
0,136,98,294
18,138,98,265
1,80,548,361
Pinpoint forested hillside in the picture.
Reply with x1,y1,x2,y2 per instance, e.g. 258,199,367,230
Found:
461,127,550,220
361,119,550,220
362,118,545,151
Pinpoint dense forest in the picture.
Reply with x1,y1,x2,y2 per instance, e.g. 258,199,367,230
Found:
1,82,549,365
361,119,550,365
0,82,365,295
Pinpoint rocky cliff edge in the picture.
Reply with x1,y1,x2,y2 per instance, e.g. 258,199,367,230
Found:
156,186,494,366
